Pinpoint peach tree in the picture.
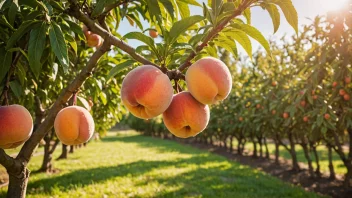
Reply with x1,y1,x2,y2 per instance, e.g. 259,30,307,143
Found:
0,0,298,197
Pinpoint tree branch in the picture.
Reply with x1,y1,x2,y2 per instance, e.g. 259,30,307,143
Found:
16,40,112,165
0,149,16,170
178,0,253,71
67,0,160,69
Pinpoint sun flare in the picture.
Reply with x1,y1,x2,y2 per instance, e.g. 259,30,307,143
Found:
320,0,349,12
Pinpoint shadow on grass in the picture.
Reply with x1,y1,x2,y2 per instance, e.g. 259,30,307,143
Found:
18,154,317,198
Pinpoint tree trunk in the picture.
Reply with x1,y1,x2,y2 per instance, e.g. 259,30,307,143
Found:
264,137,270,159
6,166,30,198
39,141,53,172
237,138,242,155
301,142,314,177
69,145,74,153
258,136,263,158
327,145,336,180
252,138,258,158
288,132,300,171
57,144,68,160
311,143,321,177
274,140,280,164
229,136,233,152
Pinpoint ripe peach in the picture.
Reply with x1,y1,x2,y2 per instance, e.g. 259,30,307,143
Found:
311,90,315,95
272,81,277,86
162,92,210,138
87,33,103,47
339,89,346,96
300,100,306,107
186,57,232,104
303,116,309,122
313,95,318,100
121,65,173,119
345,77,351,84
324,113,330,120
239,117,243,121
0,105,33,149
256,104,261,109
332,81,338,87
283,112,289,119
54,106,95,145
272,110,277,115
149,30,158,38
344,94,350,101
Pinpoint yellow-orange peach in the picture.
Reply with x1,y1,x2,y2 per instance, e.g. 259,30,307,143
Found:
86,33,103,47
54,106,95,145
149,30,158,38
186,57,232,104
0,105,33,149
121,65,173,119
163,92,210,138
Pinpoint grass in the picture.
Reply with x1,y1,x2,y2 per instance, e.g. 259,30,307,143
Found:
233,139,347,174
0,130,324,198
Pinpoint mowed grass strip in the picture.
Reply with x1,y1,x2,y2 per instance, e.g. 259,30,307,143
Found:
0,130,324,198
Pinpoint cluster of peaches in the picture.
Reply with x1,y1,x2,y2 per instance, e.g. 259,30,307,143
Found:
83,25,103,48
121,57,232,138
0,103,95,149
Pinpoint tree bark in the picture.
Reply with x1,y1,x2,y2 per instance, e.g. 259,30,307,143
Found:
310,143,321,177
264,137,270,159
69,145,74,153
229,136,233,152
327,144,336,180
288,132,300,172
57,144,68,160
6,165,30,198
252,137,258,158
301,142,314,177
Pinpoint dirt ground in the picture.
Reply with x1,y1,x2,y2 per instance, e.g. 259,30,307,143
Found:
175,139,352,198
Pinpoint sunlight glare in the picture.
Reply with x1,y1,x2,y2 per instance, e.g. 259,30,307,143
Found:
320,0,349,12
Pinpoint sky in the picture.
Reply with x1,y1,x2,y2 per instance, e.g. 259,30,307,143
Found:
117,0,349,53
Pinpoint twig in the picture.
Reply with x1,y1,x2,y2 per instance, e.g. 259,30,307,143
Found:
67,0,160,69
0,149,16,170
178,0,254,71
16,39,112,165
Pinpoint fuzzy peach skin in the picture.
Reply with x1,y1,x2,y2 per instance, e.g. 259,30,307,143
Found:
121,65,173,119
186,57,232,104
0,105,33,149
86,32,103,47
54,106,95,145
163,92,210,138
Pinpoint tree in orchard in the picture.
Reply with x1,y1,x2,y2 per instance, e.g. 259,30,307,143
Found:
0,0,298,197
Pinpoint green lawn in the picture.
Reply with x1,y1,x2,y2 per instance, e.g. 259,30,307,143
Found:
0,131,324,198
233,139,346,174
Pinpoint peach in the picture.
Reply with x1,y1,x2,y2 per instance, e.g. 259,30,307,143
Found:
324,113,330,120
121,65,173,119
54,106,95,145
283,112,289,119
186,57,232,104
0,105,33,149
149,30,158,38
162,92,210,138
332,81,338,87
344,94,350,101
86,33,103,47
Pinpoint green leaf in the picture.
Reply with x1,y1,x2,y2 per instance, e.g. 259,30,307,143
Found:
270,0,298,34
6,20,41,50
69,41,77,55
49,22,69,72
107,60,136,80
28,23,47,78
8,1,18,26
169,15,203,42
159,0,175,18
66,20,85,41
178,0,201,6
8,47,29,62
231,23,271,56
146,0,162,20
9,80,22,98
100,92,107,105
0,49,13,83
243,8,251,24
224,30,252,59
92,0,107,17
123,32,156,50
265,3,280,33
176,1,190,18
77,96,90,110
0,15,14,30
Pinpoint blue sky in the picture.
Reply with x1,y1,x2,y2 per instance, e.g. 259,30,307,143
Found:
117,0,348,53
